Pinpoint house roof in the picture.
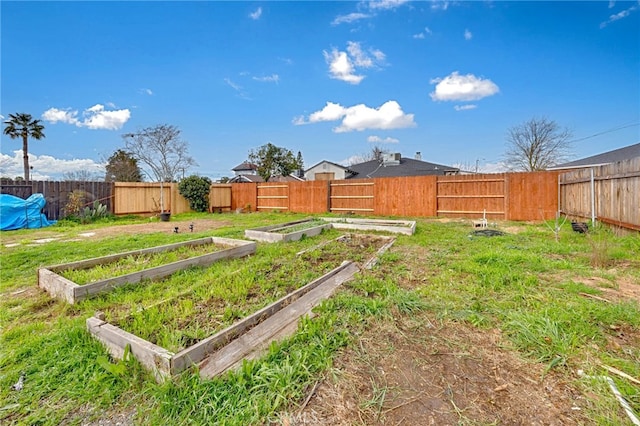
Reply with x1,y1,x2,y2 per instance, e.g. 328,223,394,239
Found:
268,174,305,182
549,142,640,170
232,162,258,172
305,160,353,173
229,174,264,183
346,157,459,179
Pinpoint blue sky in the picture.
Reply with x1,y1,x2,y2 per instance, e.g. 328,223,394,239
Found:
1,0,639,181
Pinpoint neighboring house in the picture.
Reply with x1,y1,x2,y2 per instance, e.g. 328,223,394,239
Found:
345,152,459,179
232,161,259,177
228,174,264,183
268,174,305,183
548,142,640,170
304,160,356,181
229,161,305,183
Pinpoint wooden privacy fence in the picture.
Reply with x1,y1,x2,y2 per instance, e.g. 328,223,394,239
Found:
559,157,640,232
226,171,560,221
0,180,114,220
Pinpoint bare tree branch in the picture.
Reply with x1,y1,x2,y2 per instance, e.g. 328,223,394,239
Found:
123,124,196,182
504,117,572,171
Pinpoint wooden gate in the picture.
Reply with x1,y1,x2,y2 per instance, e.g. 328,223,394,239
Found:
210,184,232,212
329,179,374,214
436,174,506,219
257,183,289,211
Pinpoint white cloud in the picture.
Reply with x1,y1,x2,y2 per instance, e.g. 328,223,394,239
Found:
609,1,616,8
464,29,473,40
331,13,372,25
323,49,364,84
42,104,130,130
42,108,80,126
252,74,280,83
600,2,639,28
138,88,153,96
295,100,416,133
0,114,5,120
324,42,385,85
454,104,477,111
249,7,262,20
0,150,104,180
368,0,409,10
413,27,432,39
304,102,348,123
82,104,130,130
430,71,499,102
224,78,251,99
367,135,399,143
430,0,449,10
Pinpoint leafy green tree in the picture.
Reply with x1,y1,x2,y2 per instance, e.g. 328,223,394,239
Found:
504,117,572,171
248,143,302,181
105,149,143,182
3,113,46,180
178,175,212,212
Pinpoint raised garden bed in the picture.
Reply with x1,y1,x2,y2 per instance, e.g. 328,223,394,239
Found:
87,233,398,381
319,217,416,235
87,262,359,381
38,237,256,304
244,218,332,243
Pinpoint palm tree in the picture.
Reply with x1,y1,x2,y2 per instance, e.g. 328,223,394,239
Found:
3,113,46,180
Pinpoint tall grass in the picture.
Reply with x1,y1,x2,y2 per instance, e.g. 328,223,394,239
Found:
1,213,638,424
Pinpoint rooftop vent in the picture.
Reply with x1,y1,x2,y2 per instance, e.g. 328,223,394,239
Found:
415,152,422,161
383,152,401,166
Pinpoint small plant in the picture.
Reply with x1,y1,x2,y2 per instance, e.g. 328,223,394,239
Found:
178,175,212,212
63,190,87,217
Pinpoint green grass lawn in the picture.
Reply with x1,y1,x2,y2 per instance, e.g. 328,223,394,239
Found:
1,212,638,425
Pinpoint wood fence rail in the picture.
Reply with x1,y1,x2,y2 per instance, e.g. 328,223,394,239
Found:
0,180,114,220
559,157,640,232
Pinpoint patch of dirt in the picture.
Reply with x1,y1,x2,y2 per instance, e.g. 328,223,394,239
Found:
299,233,392,268
78,218,232,240
1,218,232,246
301,314,588,425
575,275,640,304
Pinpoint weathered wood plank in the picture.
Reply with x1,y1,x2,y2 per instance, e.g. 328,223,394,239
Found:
198,262,359,378
74,242,256,300
171,262,356,374
87,316,173,382
40,237,255,303
48,237,216,272
38,268,78,304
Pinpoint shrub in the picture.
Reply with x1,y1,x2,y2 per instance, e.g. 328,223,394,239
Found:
178,175,212,212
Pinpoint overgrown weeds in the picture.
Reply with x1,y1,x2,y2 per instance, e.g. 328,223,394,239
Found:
0,213,638,424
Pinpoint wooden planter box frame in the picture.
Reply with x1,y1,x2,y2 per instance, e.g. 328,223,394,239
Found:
87,261,359,382
38,237,256,304
319,217,416,235
244,218,332,243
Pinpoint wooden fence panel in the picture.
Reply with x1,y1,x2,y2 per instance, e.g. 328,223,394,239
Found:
231,183,257,211
210,184,232,212
374,176,437,217
114,182,172,215
560,157,640,231
1,180,113,220
507,171,560,221
329,179,374,214
257,183,289,211
436,174,506,219
289,181,329,213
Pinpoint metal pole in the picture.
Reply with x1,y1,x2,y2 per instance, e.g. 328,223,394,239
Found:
590,168,596,225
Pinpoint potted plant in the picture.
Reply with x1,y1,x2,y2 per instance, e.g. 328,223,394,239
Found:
158,180,170,221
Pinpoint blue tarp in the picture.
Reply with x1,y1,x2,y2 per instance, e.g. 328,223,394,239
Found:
0,193,57,231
